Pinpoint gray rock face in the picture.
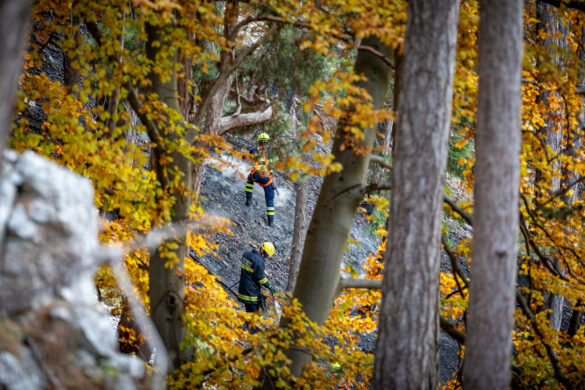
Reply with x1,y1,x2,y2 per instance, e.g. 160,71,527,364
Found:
0,150,144,390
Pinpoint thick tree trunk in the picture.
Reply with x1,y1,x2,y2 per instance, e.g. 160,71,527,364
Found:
0,0,32,163
373,1,459,388
146,21,193,370
191,73,233,199
463,0,523,388
286,180,309,293
287,36,392,375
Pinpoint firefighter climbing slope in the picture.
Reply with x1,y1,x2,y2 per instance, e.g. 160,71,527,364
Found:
245,133,278,226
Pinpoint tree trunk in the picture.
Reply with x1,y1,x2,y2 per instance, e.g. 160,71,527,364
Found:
373,1,460,388
286,99,309,294
463,0,523,388
536,3,569,331
286,180,309,293
287,35,392,375
191,73,233,199
146,21,193,370
0,0,32,163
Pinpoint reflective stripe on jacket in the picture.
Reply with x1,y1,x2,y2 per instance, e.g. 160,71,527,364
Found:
237,249,272,303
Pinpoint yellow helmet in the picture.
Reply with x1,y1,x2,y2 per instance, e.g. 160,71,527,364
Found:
261,242,275,257
257,132,270,143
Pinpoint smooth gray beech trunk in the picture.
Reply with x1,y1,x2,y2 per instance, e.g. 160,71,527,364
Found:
463,0,523,388
146,22,193,370
373,1,460,388
286,180,308,293
0,0,32,163
287,101,309,293
287,36,392,375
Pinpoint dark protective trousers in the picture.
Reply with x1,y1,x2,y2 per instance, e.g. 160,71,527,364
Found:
245,172,275,224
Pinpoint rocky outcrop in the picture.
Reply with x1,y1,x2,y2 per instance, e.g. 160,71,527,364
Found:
0,150,144,390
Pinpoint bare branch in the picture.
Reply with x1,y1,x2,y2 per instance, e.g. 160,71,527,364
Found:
337,277,382,293
96,246,169,390
219,105,273,134
336,278,467,345
440,316,466,345
127,216,231,252
369,155,392,170
361,183,392,195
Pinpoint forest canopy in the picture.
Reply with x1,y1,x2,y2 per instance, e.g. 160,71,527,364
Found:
2,0,585,389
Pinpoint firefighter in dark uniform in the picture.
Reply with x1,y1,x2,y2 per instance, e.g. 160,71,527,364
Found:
238,242,276,313
245,133,276,226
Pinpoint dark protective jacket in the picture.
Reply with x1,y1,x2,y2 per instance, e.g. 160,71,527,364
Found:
238,249,273,303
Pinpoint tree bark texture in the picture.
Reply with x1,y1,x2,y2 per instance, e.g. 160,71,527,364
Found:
146,22,193,370
286,180,309,293
0,0,32,164
536,3,569,332
463,0,523,388
373,1,460,389
288,35,392,375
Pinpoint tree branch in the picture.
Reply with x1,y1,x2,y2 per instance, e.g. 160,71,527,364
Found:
541,176,585,206
443,195,473,226
369,155,392,170
516,289,572,388
442,235,469,302
236,15,395,69
337,277,381,293
96,247,169,390
219,105,273,134
229,89,271,107
337,278,467,345
440,316,466,345
193,24,278,126
538,0,585,13
361,183,392,195
125,83,162,144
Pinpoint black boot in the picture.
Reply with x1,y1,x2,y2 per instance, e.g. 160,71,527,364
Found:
245,198,251,207
267,219,273,227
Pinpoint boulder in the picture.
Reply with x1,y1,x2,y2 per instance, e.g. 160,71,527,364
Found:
0,150,145,390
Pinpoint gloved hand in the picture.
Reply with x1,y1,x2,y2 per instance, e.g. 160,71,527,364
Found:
273,186,279,195
269,286,276,295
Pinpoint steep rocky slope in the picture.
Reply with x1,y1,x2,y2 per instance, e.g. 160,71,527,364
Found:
193,134,380,299
193,135,470,384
